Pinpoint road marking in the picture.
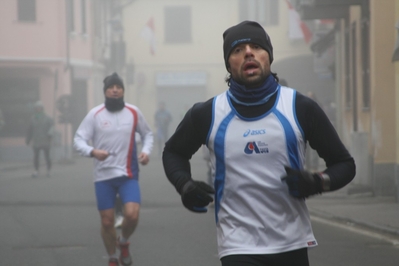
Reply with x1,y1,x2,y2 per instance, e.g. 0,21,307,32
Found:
13,245,86,250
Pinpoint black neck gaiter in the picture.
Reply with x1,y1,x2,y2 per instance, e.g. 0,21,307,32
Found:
105,97,125,112
228,74,279,106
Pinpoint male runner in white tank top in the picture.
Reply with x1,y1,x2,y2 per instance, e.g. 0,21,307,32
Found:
163,21,355,266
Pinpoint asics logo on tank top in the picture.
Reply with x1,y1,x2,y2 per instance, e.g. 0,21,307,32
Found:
243,129,266,137
244,141,269,154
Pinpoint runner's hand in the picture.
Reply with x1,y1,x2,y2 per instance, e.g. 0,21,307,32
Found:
91,149,109,161
138,152,149,165
180,180,215,213
281,166,322,198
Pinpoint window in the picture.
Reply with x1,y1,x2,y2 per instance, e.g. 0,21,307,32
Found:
351,22,358,132
81,0,86,34
344,27,351,109
66,0,75,32
392,20,399,61
239,0,279,26
0,78,39,137
361,20,370,109
93,0,104,40
164,6,192,44
17,0,36,22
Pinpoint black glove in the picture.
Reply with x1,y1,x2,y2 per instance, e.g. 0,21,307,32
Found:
180,180,215,213
281,166,323,198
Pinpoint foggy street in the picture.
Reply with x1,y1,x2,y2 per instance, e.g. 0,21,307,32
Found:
0,154,398,266
2,0,399,265
310,217,399,266
0,153,220,266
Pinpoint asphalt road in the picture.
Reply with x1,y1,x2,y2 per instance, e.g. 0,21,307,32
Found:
0,153,398,265
309,217,399,266
0,153,219,266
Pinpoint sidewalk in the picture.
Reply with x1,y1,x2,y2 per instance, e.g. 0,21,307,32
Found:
307,184,399,241
1,159,399,241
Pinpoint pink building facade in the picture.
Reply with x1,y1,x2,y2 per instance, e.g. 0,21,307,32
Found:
0,0,116,162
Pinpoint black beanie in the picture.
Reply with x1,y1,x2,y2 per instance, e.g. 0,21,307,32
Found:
223,21,273,71
103,72,124,92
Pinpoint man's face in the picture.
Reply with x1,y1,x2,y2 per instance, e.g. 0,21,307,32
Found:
105,84,124,98
227,43,271,88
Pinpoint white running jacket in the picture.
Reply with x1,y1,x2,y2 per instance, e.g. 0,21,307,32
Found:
73,103,153,182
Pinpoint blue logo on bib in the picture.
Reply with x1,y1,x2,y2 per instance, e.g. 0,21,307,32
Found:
244,141,269,154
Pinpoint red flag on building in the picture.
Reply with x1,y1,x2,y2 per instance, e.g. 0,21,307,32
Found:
285,0,312,44
140,17,156,55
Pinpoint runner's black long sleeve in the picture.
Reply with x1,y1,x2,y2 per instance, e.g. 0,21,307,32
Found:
163,92,355,193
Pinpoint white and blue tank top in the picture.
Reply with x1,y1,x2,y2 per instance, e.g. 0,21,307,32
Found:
206,87,317,258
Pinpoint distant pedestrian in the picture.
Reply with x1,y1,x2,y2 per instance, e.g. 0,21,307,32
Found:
74,72,153,266
154,101,172,156
26,101,54,178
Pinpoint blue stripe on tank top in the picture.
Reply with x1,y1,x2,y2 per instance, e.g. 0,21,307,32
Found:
273,109,300,169
213,110,235,224
206,98,217,145
291,90,305,140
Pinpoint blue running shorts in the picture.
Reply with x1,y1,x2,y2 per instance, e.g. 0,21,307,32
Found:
94,176,141,210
